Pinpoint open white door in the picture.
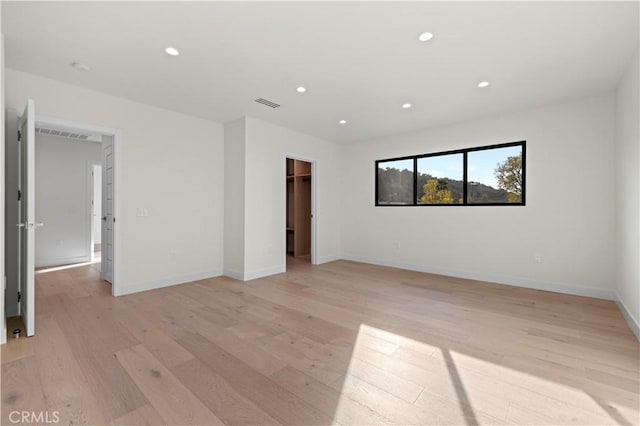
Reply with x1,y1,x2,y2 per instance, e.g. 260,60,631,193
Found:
18,100,38,336
101,136,114,283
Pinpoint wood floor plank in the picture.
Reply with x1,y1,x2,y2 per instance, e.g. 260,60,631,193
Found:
248,331,348,387
271,365,395,425
1,356,48,425
32,315,108,425
115,344,223,425
172,357,282,425
2,257,638,426
110,404,166,426
177,331,330,425
182,311,288,376
112,303,195,369
344,356,424,404
51,294,148,420
333,373,445,425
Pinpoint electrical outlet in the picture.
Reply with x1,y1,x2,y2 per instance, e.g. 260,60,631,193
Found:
534,253,542,264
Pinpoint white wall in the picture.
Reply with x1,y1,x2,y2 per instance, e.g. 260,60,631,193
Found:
341,95,616,299
35,134,100,267
223,118,246,279
5,69,225,295
241,116,342,279
614,49,640,338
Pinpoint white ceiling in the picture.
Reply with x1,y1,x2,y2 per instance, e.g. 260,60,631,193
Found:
2,1,638,143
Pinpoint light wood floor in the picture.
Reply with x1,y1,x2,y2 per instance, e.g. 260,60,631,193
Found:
2,258,639,425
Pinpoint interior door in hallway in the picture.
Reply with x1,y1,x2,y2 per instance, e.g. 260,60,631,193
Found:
18,99,37,336
101,137,114,283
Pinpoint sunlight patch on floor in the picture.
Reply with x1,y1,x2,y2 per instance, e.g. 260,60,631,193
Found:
36,253,101,274
331,324,481,425
330,324,630,425
35,261,95,274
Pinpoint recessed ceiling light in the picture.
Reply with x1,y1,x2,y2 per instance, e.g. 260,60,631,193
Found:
477,81,490,88
339,120,347,124
71,62,91,71
402,103,412,109
165,47,180,56
296,86,307,93
418,32,433,42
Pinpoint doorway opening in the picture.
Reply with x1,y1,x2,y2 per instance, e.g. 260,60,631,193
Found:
34,133,101,269
286,157,313,267
30,116,119,291
4,102,121,338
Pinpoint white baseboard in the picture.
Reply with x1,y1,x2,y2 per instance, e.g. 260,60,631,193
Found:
615,292,640,341
244,265,286,281
223,265,286,282
341,254,615,301
223,254,342,281
114,269,223,296
317,254,342,264
223,268,244,281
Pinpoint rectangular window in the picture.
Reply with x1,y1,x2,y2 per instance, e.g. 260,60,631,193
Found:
376,158,414,205
375,141,525,206
467,145,523,204
417,153,464,205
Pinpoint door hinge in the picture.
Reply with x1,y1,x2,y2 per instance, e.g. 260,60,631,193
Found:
17,291,21,303
17,130,22,141
17,190,21,201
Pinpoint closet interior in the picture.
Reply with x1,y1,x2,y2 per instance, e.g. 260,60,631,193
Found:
286,158,311,260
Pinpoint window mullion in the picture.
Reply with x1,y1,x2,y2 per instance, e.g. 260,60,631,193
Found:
463,151,468,205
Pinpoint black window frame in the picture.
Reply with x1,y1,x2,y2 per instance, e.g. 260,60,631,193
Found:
375,141,526,207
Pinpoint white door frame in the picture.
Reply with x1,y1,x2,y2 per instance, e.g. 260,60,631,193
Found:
88,161,101,261
35,114,122,296
1,34,6,343
283,153,318,268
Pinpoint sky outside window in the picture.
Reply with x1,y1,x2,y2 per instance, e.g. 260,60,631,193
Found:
467,146,522,189
379,159,413,172
417,154,463,180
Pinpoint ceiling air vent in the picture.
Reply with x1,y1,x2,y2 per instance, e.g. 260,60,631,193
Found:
254,98,280,108
35,126,95,141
